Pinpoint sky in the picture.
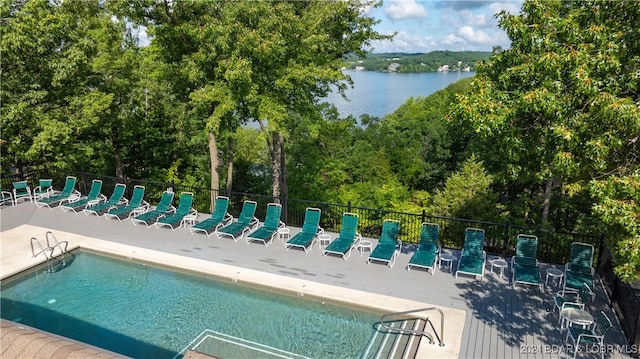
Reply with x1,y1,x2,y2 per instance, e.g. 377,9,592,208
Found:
365,0,523,53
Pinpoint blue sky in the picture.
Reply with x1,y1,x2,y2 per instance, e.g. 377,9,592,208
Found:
365,0,523,53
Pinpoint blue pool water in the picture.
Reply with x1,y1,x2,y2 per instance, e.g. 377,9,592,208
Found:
0,251,383,358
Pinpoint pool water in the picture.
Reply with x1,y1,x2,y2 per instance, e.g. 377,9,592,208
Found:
0,251,383,358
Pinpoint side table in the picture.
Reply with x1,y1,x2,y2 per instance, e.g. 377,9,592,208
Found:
358,240,373,257
490,258,509,279
439,253,456,272
317,233,331,247
277,227,290,243
546,267,564,287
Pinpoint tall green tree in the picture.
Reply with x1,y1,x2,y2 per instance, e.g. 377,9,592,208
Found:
451,0,640,280
1,0,148,177
120,1,389,209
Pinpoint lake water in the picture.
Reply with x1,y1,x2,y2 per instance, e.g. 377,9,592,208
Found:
323,70,475,119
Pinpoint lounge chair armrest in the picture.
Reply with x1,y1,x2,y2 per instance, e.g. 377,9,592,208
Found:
317,226,324,234
561,301,585,310
119,198,130,206
137,201,150,211
278,220,286,228
167,205,177,214
189,208,198,216
556,288,579,298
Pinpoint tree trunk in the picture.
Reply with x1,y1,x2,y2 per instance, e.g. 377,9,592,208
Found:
279,133,288,222
226,135,233,197
541,178,553,227
271,132,281,200
114,142,124,179
208,132,220,212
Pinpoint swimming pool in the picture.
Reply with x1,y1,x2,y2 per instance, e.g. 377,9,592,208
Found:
0,251,386,358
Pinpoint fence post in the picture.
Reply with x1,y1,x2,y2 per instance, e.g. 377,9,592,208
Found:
421,210,426,224
596,233,606,268
348,201,351,213
502,220,510,257
82,170,88,195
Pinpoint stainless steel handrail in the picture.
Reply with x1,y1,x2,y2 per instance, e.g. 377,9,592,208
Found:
30,236,54,272
45,231,68,265
379,306,445,347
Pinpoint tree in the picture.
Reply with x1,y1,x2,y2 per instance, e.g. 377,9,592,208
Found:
450,0,640,280
1,0,152,178
369,78,474,191
428,156,500,221
121,0,390,210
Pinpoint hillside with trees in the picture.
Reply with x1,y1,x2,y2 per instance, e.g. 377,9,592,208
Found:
342,51,492,72
1,0,638,280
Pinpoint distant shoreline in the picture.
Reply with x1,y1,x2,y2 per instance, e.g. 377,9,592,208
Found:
342,50,490,73
342,68,476,74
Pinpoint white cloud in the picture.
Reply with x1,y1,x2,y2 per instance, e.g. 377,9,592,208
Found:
458,9,488,27
489,1,522,15
385,0,428,20
369,30,437,53
458,26,492,45
441,33,466,46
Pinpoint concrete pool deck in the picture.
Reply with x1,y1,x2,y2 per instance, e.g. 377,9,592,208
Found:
0,203,634,359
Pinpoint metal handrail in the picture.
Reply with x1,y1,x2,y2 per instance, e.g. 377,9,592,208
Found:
379,307,445,347
30,237,51,260
45,231,68,265
30,236,55,272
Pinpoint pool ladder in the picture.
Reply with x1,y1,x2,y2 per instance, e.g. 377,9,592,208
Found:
30,231,69,272
362,307,445,359
378,307,445,346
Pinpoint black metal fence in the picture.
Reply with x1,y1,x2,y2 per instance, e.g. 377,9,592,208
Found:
597,248,640,354
2,168,604,266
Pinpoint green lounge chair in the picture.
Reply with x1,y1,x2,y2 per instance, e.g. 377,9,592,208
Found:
285,207,323,253
566,311,612,359
511,234,542,290
35,176,80,208
215,200,259,241
190,196,233,236
455,228,486,280
33,179,54,201
12,180,32,205
323,213,361,260
554,283,594,327
103,185,149,221
0,187,12,206
83,183,127,216
131,191,175,227
246,203,285,246
367,219,402,268
60,179,106,212
407,222,440,274
155,192,196,230
564,242,595,291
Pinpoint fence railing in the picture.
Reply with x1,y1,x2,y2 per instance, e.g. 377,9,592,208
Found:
2,168,604,266
597,247,640,351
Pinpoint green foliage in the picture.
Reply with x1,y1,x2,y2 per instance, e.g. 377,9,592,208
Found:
427,156,500,221
450,0,640,279
591,172,640,281
371,78,474,191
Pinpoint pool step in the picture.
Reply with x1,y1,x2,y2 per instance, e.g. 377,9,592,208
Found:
361,318,426,359
177,329,311,359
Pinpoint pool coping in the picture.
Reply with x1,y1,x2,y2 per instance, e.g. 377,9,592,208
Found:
1,224,466,359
